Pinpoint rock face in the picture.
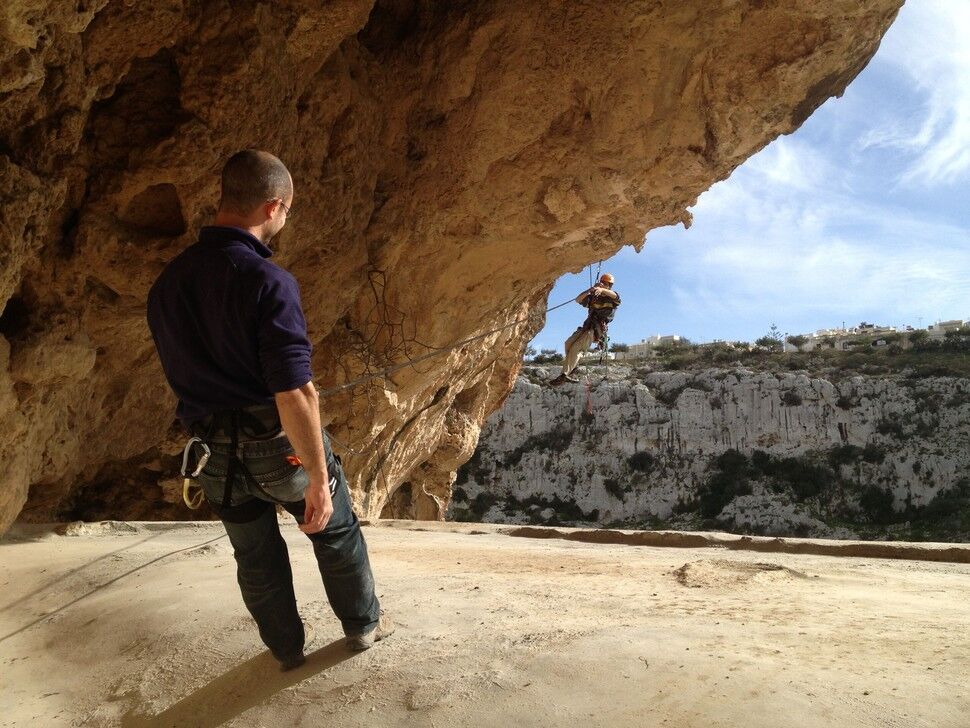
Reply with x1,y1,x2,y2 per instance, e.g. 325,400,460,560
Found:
452,367,970,540
0,0,902,531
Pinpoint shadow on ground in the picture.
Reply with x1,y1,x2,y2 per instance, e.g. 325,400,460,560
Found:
120,638,356,728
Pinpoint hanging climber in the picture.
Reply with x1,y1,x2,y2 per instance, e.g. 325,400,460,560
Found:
550,272,621,386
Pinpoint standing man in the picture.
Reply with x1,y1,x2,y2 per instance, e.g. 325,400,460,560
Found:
550,273,621,386
147,150,391,671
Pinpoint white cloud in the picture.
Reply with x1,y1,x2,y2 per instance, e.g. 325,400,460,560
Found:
861,0,970,186
644,135,970,331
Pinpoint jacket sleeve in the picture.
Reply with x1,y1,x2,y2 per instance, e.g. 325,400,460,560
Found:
575,288,593,305
256,271,313,393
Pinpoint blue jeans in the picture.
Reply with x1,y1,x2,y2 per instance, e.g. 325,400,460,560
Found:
198,431,380,662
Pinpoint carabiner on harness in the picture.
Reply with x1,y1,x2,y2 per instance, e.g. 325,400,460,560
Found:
180,437,212,510
181,437,211,478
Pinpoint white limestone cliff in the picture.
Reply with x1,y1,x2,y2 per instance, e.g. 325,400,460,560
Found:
450,366,970,539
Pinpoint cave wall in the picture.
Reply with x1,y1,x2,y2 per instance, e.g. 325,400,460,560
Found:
0,0,903,530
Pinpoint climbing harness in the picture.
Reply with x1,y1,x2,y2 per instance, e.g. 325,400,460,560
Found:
180,437,210,510
179,406,345,512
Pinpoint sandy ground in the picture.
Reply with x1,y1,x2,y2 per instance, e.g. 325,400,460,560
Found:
1,519,969,728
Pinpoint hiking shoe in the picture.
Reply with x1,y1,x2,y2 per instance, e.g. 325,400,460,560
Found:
549,374,567,386
563,373,580,383
279,621,316,672
346,612,394,652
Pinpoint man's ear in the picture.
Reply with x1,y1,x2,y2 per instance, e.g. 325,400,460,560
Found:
262,199,281,221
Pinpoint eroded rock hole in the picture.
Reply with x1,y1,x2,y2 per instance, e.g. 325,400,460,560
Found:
381,481,414,519
380,480,442,520
84,48,191,172
119,183,186,237
0,295,31,340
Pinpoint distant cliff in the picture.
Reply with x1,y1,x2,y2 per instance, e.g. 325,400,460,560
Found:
449,366,970,541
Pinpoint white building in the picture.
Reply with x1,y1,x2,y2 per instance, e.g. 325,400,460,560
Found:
627,335,683,356
784,319,969,352
927,319,967,339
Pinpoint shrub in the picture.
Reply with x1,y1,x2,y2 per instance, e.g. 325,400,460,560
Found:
504,427,574,467
716,449,750,476
875,419,904,439
456,447,491,485
510,493,599,524
916,479,970,522
749,450,834,501
828,445,863,467
695,450,753,517
532,348,564,364
655,386,686,407
750,450,773,473
698,471,752,518
836,395,856,410
861,443,886,463
907,330,929,347
755,335,783,352
451,486,468,502
604,478,626,501
781,390,803,406
468,492,499,520
859,486,896,524
627,451,656,473
947,389,970,407
910,389,942,414
779,459,830,500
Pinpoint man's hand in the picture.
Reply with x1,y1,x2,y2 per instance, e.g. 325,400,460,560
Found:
591,286,618,301
300,482,333,534
275,382,333,533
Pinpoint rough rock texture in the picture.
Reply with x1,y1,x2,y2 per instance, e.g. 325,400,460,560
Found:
0,0,902,531
453,367,970,539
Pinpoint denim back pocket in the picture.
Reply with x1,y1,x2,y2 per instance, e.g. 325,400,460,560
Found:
241,438,310,503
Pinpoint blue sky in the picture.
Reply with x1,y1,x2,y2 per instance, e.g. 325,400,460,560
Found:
531,0,970,351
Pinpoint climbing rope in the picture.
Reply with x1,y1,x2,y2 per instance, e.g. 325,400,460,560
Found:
587,260,604,290
601,331,610,383
316,296,575,399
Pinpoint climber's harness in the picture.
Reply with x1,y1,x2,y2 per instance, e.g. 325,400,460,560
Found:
179,406,285,510
179,404,338,511
582,290,620,348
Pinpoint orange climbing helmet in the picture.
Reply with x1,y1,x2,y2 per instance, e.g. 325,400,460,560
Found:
599,273,615,285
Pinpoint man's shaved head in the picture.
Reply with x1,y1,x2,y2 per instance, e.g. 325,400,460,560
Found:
219,150,293,215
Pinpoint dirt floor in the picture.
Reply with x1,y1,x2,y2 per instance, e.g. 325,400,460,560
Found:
1,519,968,728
